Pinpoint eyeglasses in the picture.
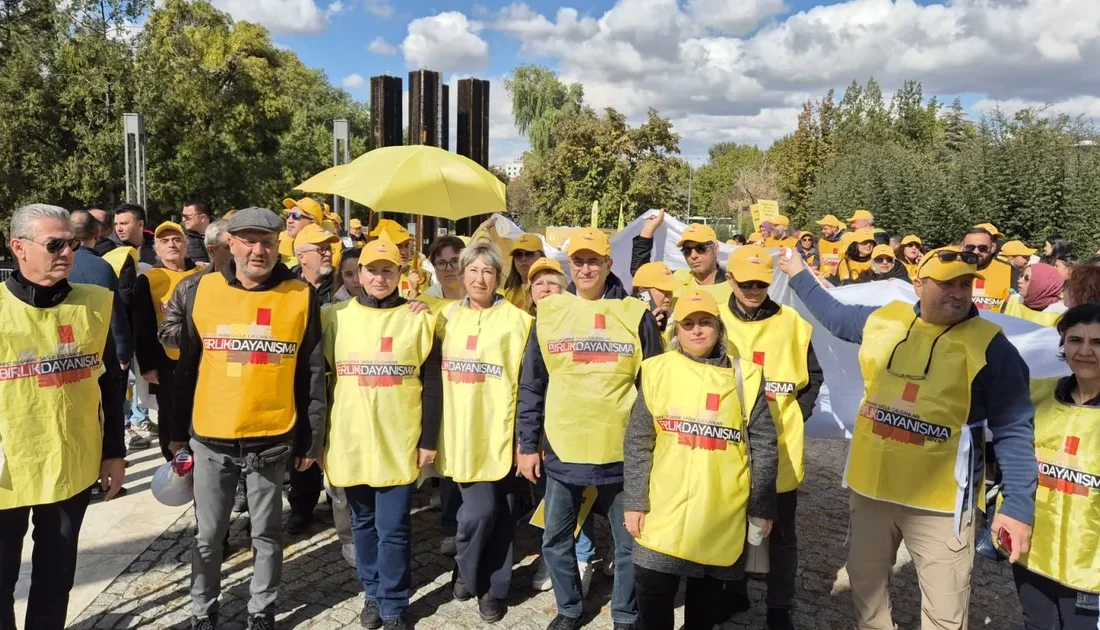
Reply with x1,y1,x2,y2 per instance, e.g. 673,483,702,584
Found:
513,249,541,258
287,212,313,222
298,245,332,255
962,243,990,254
801,236,814,242
737,280,769,290
873,257,894,264
21,237,80,255
933,250,979,265
234,235,278,250
680,243,711,256
570,257,606,269
885,315,959,381
434,257,459,270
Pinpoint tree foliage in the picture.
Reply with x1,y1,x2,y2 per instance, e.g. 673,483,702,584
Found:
504,65,583,155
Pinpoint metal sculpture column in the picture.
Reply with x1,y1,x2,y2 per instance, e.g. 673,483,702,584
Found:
333,119,351,226
123,113,147,207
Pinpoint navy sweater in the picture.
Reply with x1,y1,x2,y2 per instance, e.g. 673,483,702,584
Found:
789,270,1038,525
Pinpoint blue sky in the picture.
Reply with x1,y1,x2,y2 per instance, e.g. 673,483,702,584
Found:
213,0,1100,165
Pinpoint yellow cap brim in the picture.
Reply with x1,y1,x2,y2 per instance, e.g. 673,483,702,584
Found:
920,262,984,283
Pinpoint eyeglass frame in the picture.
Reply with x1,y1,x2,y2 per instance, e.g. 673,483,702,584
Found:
20,236,81,255
885,314,960,381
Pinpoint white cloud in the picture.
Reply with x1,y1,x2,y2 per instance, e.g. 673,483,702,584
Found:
368,36,397,55
403,12,490,73
342,73,367,89
365,0,395,18
211,0,346,34
972,96,1100,120
489,0,1100,154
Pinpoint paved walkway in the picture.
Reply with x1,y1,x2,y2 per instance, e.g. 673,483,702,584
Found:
59,439,1022,629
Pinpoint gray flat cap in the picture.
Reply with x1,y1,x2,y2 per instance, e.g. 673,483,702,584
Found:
227,207,283,234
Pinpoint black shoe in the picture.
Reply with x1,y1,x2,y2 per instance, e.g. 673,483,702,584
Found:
546,614,582,630
478,595,504,623
360,600,382,629
246,614,274,630
233,481,248,513
382,619,408,630
728,583,750,615
440,536,457,556
191,615,218,630
613,624,636,630
286,512,312,535
452,575,473,601
767,608,796,630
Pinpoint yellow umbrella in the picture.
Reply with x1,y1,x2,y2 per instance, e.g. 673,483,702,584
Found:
295,145,506,221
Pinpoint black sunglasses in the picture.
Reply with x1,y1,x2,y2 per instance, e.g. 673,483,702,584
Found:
886,315,959,381
873,257,894,264
23,236,80,254
680,243,711,256
287,211,313,221
962,243,990,254
934,250,979,265
737,280,769,290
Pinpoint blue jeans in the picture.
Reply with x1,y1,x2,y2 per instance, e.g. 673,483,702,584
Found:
576,516,595,564
123,368,148,428
542,476,637,623
345,483,413,621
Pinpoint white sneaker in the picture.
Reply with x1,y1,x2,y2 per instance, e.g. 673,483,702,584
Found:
126,429,151,451
602,549,615,576
531,559,553,592
131,419,157,435
341,543,356,568
578,561,593,598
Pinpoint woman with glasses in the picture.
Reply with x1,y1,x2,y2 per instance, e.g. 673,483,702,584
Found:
795,232,817,268
501,234,544,311
843,245,910,286
1001,263,1064,327
898,236,924,281
624,289,778,630
719,246,822,628
525,257,566,316
421,236,466,311
834,228,877,285
997,303,1100,629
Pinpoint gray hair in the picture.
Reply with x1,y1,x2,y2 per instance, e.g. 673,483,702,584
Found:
11,204,70,240
205,219,229,247
458,241,504,280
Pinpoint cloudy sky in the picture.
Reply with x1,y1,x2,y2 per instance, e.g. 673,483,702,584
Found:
211,0,1100,166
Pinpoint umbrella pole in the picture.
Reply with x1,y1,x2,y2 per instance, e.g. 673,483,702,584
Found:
416,214,425,262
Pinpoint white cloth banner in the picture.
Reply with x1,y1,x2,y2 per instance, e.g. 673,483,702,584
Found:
481,212,1069,439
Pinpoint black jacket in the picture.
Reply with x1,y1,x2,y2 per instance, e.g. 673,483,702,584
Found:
864,260,912,284
173,262,327,458
294,266,334,305
184,229,209,264
630,234,724,280
92,236,117,256
517,272,665,486
4,272,125,460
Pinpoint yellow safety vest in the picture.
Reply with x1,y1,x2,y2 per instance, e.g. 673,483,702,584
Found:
502,283,528,312
973,258,1012,311
191,273,310,439
902,261,919,282
323,301,437,487
847,301,999,522
636,351,758,566
762,236,797,250
145,267,201,360
1000,378,1100,594
818,238,844,277
278,231,299,270
102,246,137,278
1001,294,1061,327
672,268,733,305
838,258,872,282
720,303,812,492
537,292,647,464
0,284,112,509
437,300,532,482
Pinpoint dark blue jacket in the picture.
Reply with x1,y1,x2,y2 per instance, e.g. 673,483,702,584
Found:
517,272,664,486
788,270,1038,525
70,246,133,366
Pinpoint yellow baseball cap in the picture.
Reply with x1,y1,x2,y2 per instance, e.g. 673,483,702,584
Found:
369,218,412,244
510,233,544,253
673,289,719,321
349,218,362,229
527,256,564,281
294,223,339,251
816,214,844,228
154,221,184,238
847,209,874,223
917,247,985,282
747,232,763,244
326,211,343,226
769,215,790,227
566,227,611,256
974,222,1005,239
728,245,774,285
676,223,718,247
852,228,877,243
358,233,402,266
632,262,679,292
901,235,923,246
871,244,895,260
1000,240,1037,257
282,197,323,224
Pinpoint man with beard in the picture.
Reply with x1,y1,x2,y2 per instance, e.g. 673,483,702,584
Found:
114,203,158,266
181,199,213,265
630,210,731,304
963,226,1014,311
814,215,846,278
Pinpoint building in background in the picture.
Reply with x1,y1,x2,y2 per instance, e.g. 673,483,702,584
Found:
502,159,524,180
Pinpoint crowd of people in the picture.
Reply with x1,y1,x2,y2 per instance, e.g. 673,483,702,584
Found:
1,198,1098,630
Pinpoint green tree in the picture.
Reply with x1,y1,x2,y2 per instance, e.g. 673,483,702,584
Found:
504,65,583,155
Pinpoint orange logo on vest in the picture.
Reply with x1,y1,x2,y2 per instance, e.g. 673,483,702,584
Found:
657,393,742,451
1038,435,1099,496
862,382,953,445
201,308,300,369
546,313,636,364
442,335,504,382
0,325,100,388
336,336,417,387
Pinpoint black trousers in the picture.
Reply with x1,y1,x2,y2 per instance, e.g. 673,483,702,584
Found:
729,489,799,610
0,487,93,630
151,362,176,462
288,463,323,519
1014,564,1100,630
439,477,462,538
455,480,516,599
634,565,729,630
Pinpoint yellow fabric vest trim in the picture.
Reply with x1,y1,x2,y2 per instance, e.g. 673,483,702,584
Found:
102,246,137,277
847,301,999,515
762,236,797,250
1002,378,1100,594
636,352,758,566
1001,294,1061,327
191,273,310,440
818,238,844,276
902,261,919,282
323,301,437,487
537,292,647,464
973,259,1012,311
503,283,529,312
672,268,733,305
720,303,812,492
0,284,112,509
145,267,202,360
278,231,299,269
437,301,532,482
839,258,872,282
